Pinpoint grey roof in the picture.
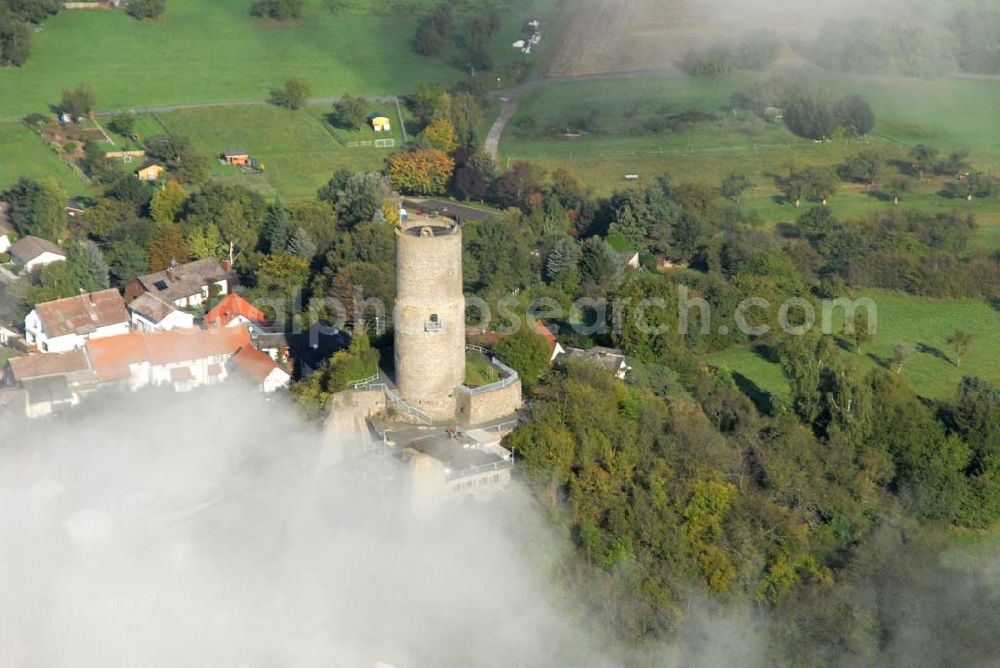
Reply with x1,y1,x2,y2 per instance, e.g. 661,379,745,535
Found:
223,149,248,157
22,375,72,404
8,348,90,381
136,158,163,172
135,259,228,303
562,346,627,372
0,202,12,235
128,292,180,324
9,236,65,263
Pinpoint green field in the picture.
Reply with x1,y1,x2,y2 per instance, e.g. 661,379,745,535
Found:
708,291,1000,404
153,105,396,200
0,0,555,120
0,120,91,196
500,70,1000,248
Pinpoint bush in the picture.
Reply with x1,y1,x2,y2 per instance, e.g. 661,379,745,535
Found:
269,77,312,110
126,0,166,20
251,0,302,20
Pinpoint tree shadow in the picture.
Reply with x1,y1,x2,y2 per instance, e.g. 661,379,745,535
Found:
887,159,916,177
867,351,891,369
917,342,951,365
868,189,892,203
731,371,775,416
751,343,780,364
834,336,855,354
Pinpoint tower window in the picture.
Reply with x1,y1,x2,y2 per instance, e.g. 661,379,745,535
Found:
425,313,442,332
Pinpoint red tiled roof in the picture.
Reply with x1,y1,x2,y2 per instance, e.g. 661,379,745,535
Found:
534,320,558,353
231,345,281,384
204,293,266,329
34,289,128,339
85,326,252,380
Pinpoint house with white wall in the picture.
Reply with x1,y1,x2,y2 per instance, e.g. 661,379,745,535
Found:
0,202,13,254
10,236,66,273
25,289,130,353
128,293,195,333
230,344,291,393
124,258,230,309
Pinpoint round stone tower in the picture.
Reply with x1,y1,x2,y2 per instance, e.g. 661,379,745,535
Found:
393,219,466,420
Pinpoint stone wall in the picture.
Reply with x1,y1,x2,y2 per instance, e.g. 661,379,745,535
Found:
456,377,523,426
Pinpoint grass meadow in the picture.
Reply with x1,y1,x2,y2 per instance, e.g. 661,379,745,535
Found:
707,291,1000,404
0,120,91,196
500,71,1000,250
0,0,556,120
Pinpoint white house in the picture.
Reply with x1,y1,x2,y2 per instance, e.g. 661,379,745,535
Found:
3,348,97,418
9,236,66,273
86,326,252,393
128,293,195,333
230,344,291,393
25,289,130,353
560,346,631,380
0,202,13,254
125,258,230,309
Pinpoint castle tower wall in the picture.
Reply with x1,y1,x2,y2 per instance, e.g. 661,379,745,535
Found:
393,221,466,420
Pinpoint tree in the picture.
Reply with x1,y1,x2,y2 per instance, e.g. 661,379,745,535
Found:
419,118,458,151
493,162,543,210
803,166,838,205
107,112,136,137
2,177,67,241
259,202,292,253
270,77,311,110
0,21,32,67
387,149,455,195
910,144,939,181
145,134,208,184
60,84,96,118
720,171,753,204
287,226,318,260
330,94,368,130
784,93,836,140
452,148,495,201
107,240,148,284
777,170,808,208
947,329,973,368
838,149,881,190
459,12,499,73
331,172,393,227
255,251,310,296
185,223,225,260
68,240,110,291
833,94,876,135
147,221,189,271
892,343,913,374
251,0,302,20
886,176,912,205
414,2,454,57
107,175,154,208
579,236,623,295
851,310,875,354
495,325,551,391
126,0,166,20
150,180,187,224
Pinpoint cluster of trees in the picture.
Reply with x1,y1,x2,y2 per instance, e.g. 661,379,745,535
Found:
680,30,782,77
801,16,956,78
125,0,166,20
508,332,1000,655
731,77,875,140
251,0,302,20
414,2,501,73
0,0,60,66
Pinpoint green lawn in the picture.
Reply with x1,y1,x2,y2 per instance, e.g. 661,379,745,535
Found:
0,0,556,120
500,71,1000,248
708,291,1000,404
155,105,391,200
0,120,92,195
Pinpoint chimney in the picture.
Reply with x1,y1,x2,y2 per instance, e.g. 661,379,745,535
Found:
221,259,233,273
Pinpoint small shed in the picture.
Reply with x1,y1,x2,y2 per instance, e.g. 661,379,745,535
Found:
223,149,250,166
135,160,165,182
368,112,391,133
